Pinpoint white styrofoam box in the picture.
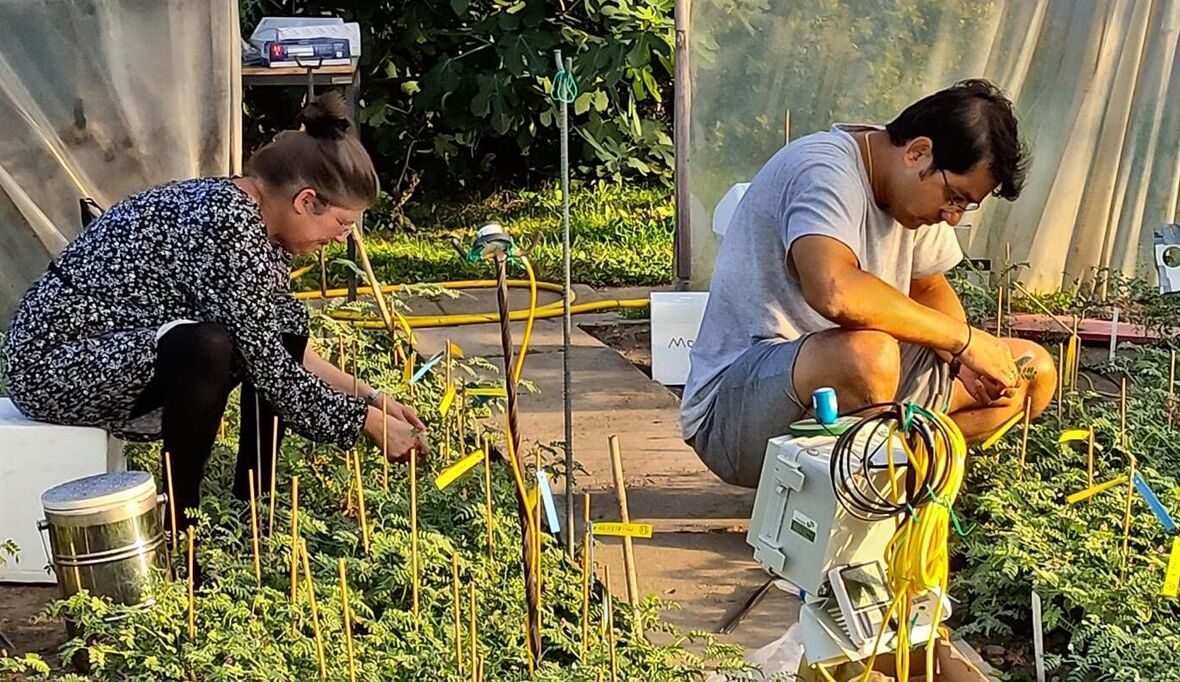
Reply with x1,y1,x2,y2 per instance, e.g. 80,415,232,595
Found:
650,291,709,386
712,182,750,237
0,398,115,583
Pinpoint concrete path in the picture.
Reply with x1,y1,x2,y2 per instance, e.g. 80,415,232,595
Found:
404,284,799,655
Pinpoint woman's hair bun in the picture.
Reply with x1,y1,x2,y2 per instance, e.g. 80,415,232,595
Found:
296,91,352,140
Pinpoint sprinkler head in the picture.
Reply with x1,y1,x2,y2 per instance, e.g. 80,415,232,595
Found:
468,221,514,261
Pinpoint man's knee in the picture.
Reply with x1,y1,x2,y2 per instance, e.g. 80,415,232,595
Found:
841,331,901,405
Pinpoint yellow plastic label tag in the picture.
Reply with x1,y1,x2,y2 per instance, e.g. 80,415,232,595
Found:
592,522,653,539
1058,429,1089,443
1066,474,1127,504
1063,335,1078,387
1162,537,1180,599
448,341,465,359
439,383,457,416
467,387,507,398
981,411,1025,450
435,450,485,490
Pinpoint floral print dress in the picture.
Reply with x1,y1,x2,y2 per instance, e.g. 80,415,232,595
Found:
3,177,366,447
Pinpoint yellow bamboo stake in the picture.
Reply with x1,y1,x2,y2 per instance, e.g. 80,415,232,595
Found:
300,540,327,679
1086,428,1095,489
483,435,495,566
338,559,357,682
995,286,1004,337
248,469,261,586
452,553,464,677
164,451,178,553
1169,350,1176,430
352,338,358,398
605,564,617,682
1119,456,1137,585
410,445,420,631
268,416,279,537
381,394,390,491
338,335,346,370
289,477,301,608
1120,378,1128,450
608,436,640,606
353,450,371,554
581,492,591,654
1056,342,1064,420
1019,398,1032,478
344,450,356,516
468,582,478,682
187,528,196,640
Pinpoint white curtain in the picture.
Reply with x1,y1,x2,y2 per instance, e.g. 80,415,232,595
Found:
685,0,1180,291
0,0,242,324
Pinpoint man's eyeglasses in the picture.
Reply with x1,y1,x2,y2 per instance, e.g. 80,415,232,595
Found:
940,169,981,212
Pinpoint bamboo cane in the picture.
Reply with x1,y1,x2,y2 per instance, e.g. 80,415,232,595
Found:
1119,456,1137,585
581,492,591,654
1169,350,1176,430
995,286,1004,338
1019,398,1032,478
290,477,300,609
187,528,196,640
468,582,478,682
248,469,261,585
1120,378,1128,450
268,416,279,537
608,436,639,606
410,445,420,631
300,539,327,679
452,553,463,676
483,434,495,565
164,451,178,553
344,450,355,516
1086,428,1095,489
605,564,617,682
353,450,370,554
382,394,390,491
1056,343,1064,420
338,559,357,682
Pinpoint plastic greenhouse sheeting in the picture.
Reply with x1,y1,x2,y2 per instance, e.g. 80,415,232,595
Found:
0,0,241,327
684,0,1180,291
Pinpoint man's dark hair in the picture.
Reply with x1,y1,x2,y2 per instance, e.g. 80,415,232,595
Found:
885,79,1028,201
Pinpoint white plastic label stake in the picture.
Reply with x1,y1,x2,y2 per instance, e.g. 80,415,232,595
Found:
1108,308,1119,361
536,470,561,534
1032,591,1045,682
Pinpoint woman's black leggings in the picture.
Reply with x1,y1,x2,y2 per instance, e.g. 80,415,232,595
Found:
128,322,307,535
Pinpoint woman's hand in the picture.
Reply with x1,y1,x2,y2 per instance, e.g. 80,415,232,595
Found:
372,393,426,432
362,407,428,462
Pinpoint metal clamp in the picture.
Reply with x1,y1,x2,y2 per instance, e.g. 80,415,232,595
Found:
35,519,56,579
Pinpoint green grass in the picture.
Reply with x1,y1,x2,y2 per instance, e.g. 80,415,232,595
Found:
293,182,674,291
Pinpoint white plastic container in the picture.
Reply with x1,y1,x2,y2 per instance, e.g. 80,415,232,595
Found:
0,398,118,583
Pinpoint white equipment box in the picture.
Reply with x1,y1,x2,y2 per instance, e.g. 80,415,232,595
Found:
0,398,120,583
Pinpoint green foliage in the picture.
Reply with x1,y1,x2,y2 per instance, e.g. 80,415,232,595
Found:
0,304,742,680
240,1,675,188
293,181,673,289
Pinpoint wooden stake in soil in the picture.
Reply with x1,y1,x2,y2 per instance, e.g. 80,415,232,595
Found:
299,539,327,679
451,553,464,677
1086,428,1095,489
318,247,328,300
247,469,261,585
581,492,592,654
410,445,420,631
268,416,279,537
605,564,617,682
1019,398,1032,478
381,394,390,491
337,559,357,682
164,451,178,553
187,528,196,640
1169,350,1176,430
344,450,356,516
1120,378,1128,450
219,418,226,443
1056,342,1064,420
352,450,370,554
995,285,1004,338
1119,456,1138,585
608,436,640,606
289,476,301,608
483,434,495,565
468,582,478,682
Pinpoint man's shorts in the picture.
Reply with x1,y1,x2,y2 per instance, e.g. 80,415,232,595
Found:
686,335,953,488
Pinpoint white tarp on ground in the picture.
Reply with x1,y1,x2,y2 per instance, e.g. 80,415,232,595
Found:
0,0,241,326
686,0,1180,292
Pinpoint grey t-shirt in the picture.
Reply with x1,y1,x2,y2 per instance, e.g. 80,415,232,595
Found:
681,124,963,439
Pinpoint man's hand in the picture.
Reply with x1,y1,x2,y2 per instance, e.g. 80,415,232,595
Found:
957,363,1016,404
957,326,1019,392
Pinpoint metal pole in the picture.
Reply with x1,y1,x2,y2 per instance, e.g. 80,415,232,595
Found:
557,51,576,557
673,0,692,288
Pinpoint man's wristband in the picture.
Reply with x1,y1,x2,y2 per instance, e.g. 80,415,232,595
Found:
951,323,972,359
